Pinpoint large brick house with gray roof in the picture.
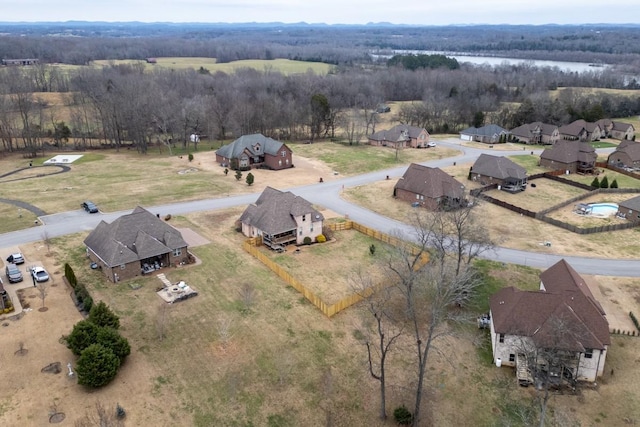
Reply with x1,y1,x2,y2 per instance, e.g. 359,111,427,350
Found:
607,140,640,169
84,206,189,282
469,154,528,192
616,195,640,222
540,140,597,174
510,122,560,145
459,124,508,144
215,133,293,171
489,259,610,384
394,163,465,210
239,187,324,248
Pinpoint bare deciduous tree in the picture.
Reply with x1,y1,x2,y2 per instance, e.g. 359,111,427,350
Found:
216,315,234,349
74,401,124,427
239,283,256,312
37,282,48,308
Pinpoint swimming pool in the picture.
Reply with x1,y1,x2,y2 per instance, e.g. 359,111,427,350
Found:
588,203,619,217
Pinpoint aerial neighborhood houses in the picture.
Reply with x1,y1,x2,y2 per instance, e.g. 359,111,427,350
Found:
239,187,324,249
84,206,190,282
539,140,597,174
215,133,293,171
469,154,528,192
393,163,466,210
489,259,610,384
368,124,431,148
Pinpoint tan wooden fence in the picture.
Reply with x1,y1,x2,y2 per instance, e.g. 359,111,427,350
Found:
244,220,429,318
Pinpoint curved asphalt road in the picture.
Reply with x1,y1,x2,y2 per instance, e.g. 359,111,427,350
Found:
1,141,636,277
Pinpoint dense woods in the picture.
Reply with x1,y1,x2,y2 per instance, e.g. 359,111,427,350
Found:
1,23,640,154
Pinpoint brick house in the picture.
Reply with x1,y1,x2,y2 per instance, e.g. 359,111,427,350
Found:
559,120,602,142
84,206,189,283
489,259,610,384
215,134,293,171
610,122,635,141
616,195,640,222
368,124,430,149
540,140,597,174
510,122,560,145
459,124,508,144
469,154,528,192
607,140,640,169
393,163,466,210
239,187,324,248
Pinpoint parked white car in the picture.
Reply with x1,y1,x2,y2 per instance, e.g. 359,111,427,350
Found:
427,141,437,148
6,252,25,264
31,266,49,282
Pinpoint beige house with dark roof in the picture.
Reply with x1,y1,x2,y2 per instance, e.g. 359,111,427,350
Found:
368,124,430,149
540,140,597,174
215,133,293,171
510,122,560,145
84,206,189,282
559,120,602,141
393,163,466,210
610,121,635,141
489,259,610,384
469,154,528,192
240,187,324,248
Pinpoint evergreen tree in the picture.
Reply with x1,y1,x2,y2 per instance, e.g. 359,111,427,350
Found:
600,176,609,188
235,170,242,181
610,179,619,188
76,344,120,388
590,177,600,188
96,327,131,362
246,172,254,186
88,301,120,329
66,320,100,356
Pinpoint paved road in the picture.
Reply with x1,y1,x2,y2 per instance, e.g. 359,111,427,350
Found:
2,140,636,277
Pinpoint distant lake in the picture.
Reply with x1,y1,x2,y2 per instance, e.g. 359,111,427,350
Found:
372,50,608,73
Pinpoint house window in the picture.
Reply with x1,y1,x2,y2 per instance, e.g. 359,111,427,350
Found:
302,214,306,221
299,229,302,236
173,248,182,257
281,150,287,157
584,349,593,359
120,264,125,270
416,194,420,200
499,334,505,343
509,354,515,362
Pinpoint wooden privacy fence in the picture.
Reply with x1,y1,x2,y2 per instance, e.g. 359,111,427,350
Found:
244,220,429,318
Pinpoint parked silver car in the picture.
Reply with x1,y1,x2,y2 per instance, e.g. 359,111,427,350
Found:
5,263,23,283
31,266,49,282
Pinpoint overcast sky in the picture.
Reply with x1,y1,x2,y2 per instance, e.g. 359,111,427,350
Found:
0,0,638,25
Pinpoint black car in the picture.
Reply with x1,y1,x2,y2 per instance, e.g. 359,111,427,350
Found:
5,263,23,283
81,201,99,213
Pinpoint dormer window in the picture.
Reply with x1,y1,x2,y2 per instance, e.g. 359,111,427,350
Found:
254,143,261,152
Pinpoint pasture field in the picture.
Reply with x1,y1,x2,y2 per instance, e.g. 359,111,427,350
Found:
91,57,335,75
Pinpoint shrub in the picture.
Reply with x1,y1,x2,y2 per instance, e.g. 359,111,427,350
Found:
394,405,412,425
66,320,100,356
64,263,77,289
322,225,334,240
89,301,120,329
246,172,254,186
316,234,326,243
610,179,618,189
590,177,600,188
188,153,194,162
235,170,243,181
600,176,609,188
76,344,120,388
303,236,312,245
96,327,131,362
369,244,376,255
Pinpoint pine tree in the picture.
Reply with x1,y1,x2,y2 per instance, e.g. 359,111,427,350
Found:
590,177,600,188
600,176,609,188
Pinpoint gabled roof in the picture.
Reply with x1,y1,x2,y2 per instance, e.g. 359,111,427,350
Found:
460,124,507,137
471,154,527,180
216,134,287,159
84,206,187,267
239,187,323,235
394,163,465,200
618,194,640,211
540,140,597,164
369,124,427,142
510,122,558,139
558,120,588,137
612,121,634,132
490,259,610,351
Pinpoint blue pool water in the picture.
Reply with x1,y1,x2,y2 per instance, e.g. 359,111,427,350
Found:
588,203,618,216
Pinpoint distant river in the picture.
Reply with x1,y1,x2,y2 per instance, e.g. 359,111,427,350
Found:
371,50,608,73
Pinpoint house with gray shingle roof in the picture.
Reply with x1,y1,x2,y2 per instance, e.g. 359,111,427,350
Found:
469,154,528,192
607,140,640,169
239,187,324,248
368,124,430,149
616,195,640,222
459,124,508,144
394,163,466,210
489,259,610,383
215,133,293,171
610,121,635,141
84,206,189,282
540,140,597,174
510,122,560,145
559,120,602,142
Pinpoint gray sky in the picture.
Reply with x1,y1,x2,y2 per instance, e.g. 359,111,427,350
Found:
0,0,638,25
